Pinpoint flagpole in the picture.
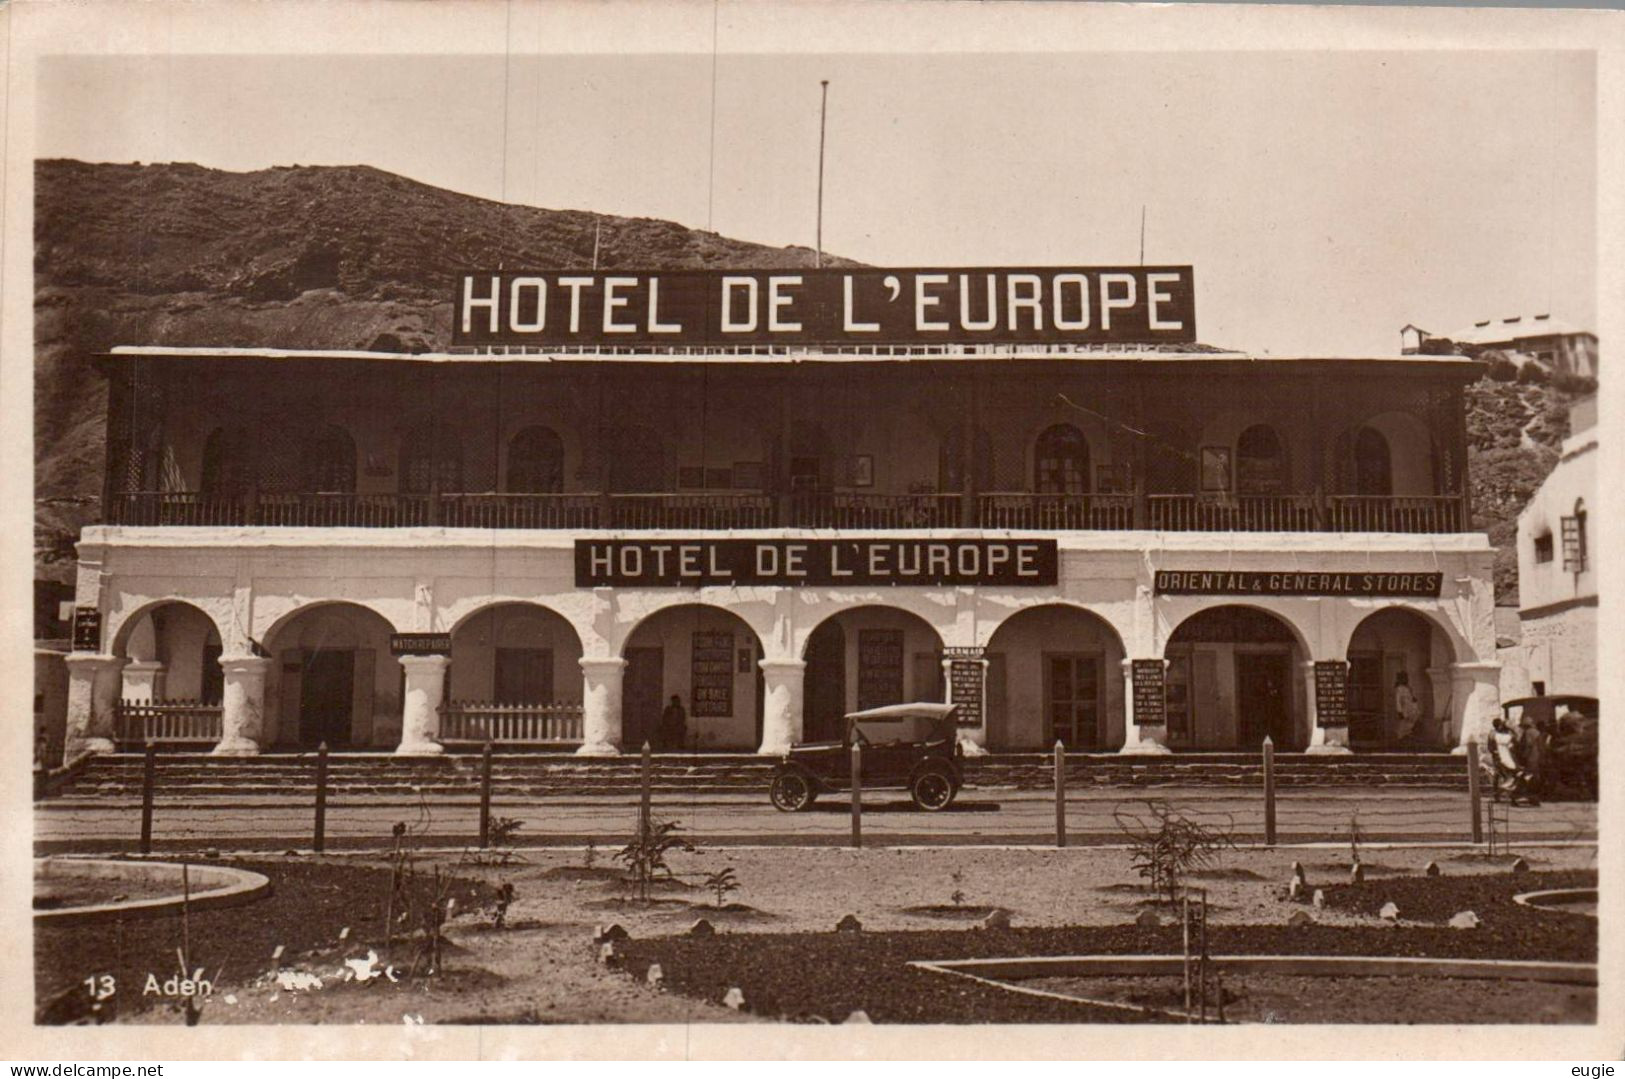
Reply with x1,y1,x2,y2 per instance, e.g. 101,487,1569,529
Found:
816,79,829,269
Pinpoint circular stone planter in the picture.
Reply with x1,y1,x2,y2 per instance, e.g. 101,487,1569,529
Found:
1514,888,1598,917
34,858,271,926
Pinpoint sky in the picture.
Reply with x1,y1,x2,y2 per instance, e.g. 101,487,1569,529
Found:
38,49,1596,355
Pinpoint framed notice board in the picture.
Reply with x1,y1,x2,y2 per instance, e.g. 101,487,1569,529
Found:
1131,659,1167,727
857,629,905,711
944,647,985,728
690,631,735,717
1313,660,1349,727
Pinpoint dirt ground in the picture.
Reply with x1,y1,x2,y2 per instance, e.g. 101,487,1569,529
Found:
77,841,1595,1026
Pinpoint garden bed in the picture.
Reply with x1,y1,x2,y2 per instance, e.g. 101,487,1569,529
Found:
34,857,500,1023
1298,868,1597,928
613,912,1598,1024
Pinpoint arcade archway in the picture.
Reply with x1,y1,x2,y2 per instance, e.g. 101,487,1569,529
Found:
800,606,946,743
1345,607,1456,749
984,604,1127,751
621,604,764,751
1164,605,1307,750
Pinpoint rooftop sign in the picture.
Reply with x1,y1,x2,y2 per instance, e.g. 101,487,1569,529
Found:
454,267,1195,348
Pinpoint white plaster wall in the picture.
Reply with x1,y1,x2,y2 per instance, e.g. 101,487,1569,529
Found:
1518,608,1597,697
1517,437,1596,612
624,605,761,750
264,603,400,747
448,605,584,703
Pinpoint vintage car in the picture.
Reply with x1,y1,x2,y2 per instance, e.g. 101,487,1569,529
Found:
768,702,964,812
1500,695,1598,800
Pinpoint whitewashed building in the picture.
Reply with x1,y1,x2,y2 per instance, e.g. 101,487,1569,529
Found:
62,268,1503,759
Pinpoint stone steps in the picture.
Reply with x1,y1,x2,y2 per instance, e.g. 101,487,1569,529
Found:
47,752,1469,800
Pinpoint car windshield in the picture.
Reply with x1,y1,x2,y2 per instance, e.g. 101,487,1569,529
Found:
848,716,940,745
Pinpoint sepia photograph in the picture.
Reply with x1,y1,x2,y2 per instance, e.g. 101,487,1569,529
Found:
4,0,1619,1063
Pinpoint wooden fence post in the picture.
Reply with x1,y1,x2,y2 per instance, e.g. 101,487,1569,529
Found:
1053,740,1067,849
1262,735,1277,847
640,741,653,841
479,740,494,848
1466,740,1483,845
139,742,156,855
850,741,863,849
313,741,328,853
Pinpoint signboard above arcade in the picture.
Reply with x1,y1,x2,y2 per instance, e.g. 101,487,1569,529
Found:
454,267,1195,348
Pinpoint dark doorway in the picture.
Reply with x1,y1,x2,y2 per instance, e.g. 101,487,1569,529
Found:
1235,652,1292,749
623,647,664,750
1045,653,1101,748
201,643,224,705
495,647,553,703
804,621,847,742
299,649,354,747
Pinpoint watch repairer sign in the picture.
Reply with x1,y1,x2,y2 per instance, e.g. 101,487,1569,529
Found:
455,267,1195,348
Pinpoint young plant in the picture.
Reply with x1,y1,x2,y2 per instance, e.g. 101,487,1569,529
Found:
616,817,695,903
491,881,516,929
1114,799,1237,906
583,839,599,870
703,866,740,909
949,868,967,908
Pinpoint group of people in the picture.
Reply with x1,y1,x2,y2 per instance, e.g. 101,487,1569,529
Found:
1488,712,1556,806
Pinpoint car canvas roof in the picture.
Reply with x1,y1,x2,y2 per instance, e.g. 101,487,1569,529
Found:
844,702,960,722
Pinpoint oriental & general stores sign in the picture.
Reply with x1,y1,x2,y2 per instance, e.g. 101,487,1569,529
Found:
455,267,1195,347
1154,570,1443,598
576,539,1058,588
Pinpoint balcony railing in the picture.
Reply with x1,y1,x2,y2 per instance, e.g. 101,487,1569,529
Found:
106,490,1471,534
115,699,223,747
438,701,585,745
790,492,962,529
980,492,1135,531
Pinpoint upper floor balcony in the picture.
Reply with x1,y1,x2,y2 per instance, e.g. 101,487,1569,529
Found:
94,346,1483,537
104,488,1468,533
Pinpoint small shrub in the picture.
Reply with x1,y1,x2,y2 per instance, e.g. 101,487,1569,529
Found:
583,839,599,869
491,881,515,929
950,868,967,907
617,817,695,903
489,816,524,846
703,866,740,909
1517,360,1549,385
1114,799,1237,906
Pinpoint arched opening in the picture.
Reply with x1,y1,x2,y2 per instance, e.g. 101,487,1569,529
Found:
506,426,565,493
444,603,584,746
801,606,946,743
200,427,253,496
1352,426,1393,496
1034,424,1090,494
263,602,398,749
301,425,357,493
607,425,667,492
112,600,224,704
1165,605,1306,750
1346,607,1455,750
939,426,994,493
621,605,764,751
984,605,1126,750
400,425,463,494
1235,424,1288,494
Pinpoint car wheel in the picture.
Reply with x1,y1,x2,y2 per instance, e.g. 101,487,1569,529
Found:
770,771,815,812
911,768,956,812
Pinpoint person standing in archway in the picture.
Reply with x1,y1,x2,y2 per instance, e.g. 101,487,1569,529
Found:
658,694,688,753
1393,670,1421,745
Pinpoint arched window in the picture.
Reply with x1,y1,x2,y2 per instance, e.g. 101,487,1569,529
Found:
301,425,356,492
939,426,993,492
606,426,667,492
1562,498,1588,573
506,426,565,493
1352,426,1392,496
400,426,463,494
1034,424,1090,494
200,427,252,496
1235,424,1287,494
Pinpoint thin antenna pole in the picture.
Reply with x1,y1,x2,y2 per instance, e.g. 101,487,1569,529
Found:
816,79,829,268
592,219,601,271
1139,205,1146,266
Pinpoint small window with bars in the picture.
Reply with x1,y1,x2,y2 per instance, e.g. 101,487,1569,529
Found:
1533,532,1554,564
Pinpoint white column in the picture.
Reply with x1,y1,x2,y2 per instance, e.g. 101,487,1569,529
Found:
396,654,450,756
577,657,627,756
64,653,126,757
213,655,270,756
757,658,806,755
1450,660,1502,753
1303,660,1352,755
121,660,166,703
1119,658,1171,755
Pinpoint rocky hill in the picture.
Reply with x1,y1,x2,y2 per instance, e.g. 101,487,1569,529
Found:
33,159,1584,604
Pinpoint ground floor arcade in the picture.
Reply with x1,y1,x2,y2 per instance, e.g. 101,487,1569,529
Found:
61,530,1502,759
